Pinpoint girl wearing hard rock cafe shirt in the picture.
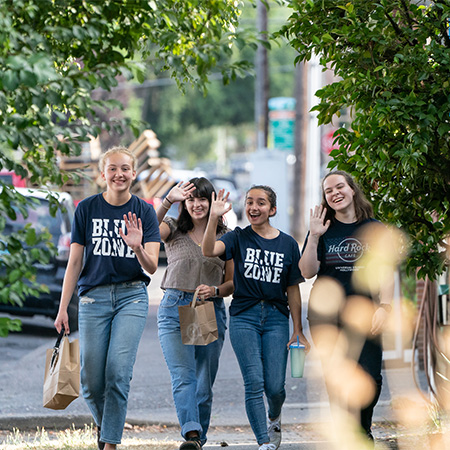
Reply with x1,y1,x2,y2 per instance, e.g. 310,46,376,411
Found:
300,170,393,444
55,147,160,450
202,185,310,450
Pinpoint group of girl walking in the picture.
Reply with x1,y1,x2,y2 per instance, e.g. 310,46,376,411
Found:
54,146,392,450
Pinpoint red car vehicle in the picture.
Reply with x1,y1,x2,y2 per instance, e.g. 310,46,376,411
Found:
0,169,27,187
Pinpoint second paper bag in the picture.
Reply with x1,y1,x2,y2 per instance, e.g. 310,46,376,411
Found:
178,289,218,345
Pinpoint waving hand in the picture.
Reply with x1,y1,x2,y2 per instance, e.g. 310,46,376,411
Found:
210,189,232,219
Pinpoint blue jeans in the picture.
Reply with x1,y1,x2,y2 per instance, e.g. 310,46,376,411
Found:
229,302,289,445
78,281,148,445
157,289,227,444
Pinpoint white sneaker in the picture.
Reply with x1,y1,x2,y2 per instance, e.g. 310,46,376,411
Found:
258,444,277,450
267,416,281,450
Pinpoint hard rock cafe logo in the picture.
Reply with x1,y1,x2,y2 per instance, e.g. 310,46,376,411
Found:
328,237,368,263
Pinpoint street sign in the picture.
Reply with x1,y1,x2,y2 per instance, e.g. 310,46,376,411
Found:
268,97,296,152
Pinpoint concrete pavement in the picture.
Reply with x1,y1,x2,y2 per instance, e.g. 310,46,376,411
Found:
0,270,431,449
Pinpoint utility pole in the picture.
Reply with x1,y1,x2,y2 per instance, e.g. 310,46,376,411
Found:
255,0,269,150
292,61,308,242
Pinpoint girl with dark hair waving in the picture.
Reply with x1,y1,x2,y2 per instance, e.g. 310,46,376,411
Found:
202,185,310,450
156,178,234,450
300,170,393,444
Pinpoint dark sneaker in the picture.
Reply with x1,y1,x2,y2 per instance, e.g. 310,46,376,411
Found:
179,436,202,450
97,426,105,450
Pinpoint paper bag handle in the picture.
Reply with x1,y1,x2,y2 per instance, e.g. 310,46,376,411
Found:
50,327,66,368
190,288,201,308
54,327,65,349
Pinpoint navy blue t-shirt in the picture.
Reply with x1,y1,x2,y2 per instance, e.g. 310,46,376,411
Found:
71,193,161,296
220,226,303,317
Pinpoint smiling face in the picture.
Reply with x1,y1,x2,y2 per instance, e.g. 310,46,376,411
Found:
185,195,210,221
323,174,355,214
245,188,276,226
101,152,136,194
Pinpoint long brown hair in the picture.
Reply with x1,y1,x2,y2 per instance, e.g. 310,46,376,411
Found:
174,177,226,236
321,170,373,223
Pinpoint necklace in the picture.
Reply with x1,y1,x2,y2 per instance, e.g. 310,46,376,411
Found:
189,229,203,247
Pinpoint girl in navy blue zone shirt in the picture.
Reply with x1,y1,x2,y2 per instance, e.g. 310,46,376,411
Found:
300,170,393,445
202,185,310,450
54,147,160,450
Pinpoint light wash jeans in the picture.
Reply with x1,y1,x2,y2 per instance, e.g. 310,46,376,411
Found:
78,281,148,445
229,301,289,445
157,289,227,445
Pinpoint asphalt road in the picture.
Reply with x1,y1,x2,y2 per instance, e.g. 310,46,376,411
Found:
0,263,395,423
0,263,429,449
0,263,328,423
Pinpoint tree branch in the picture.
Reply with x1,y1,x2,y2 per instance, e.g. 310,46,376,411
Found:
411,215,437,233
384,9,414,46
399,0,416,28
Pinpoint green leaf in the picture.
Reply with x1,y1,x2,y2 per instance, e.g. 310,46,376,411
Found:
19,69,38,87
3,70,19,90
25,228,37,246
8,269,22,284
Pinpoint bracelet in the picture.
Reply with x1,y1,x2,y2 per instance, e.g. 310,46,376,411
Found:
165,197,173,204
161,202,170,210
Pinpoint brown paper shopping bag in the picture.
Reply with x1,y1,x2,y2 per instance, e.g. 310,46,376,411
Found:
43,329,80,410
178,288,218,345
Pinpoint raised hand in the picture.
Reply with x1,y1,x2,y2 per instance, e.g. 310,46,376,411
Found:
119,212,143,252
210,189,232,219
166,181,196,203
310,204,331,238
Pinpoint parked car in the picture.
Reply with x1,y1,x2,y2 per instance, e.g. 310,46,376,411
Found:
0,188,79,330
0,169,27,187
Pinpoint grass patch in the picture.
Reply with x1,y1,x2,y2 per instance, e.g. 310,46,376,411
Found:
0,425,178,450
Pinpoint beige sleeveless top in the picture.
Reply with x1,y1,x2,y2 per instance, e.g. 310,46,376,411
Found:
160,217,228,292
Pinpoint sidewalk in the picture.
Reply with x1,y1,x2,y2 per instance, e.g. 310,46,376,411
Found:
0,274,432,449
0,314,430,449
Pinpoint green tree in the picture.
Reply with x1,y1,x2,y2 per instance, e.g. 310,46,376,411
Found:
280,0,450,279
0,0,251,335
141,1,299,167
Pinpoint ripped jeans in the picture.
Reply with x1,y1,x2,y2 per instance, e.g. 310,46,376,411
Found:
78,281,148,445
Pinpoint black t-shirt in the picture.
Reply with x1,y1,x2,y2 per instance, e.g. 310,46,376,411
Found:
303,218,379,323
